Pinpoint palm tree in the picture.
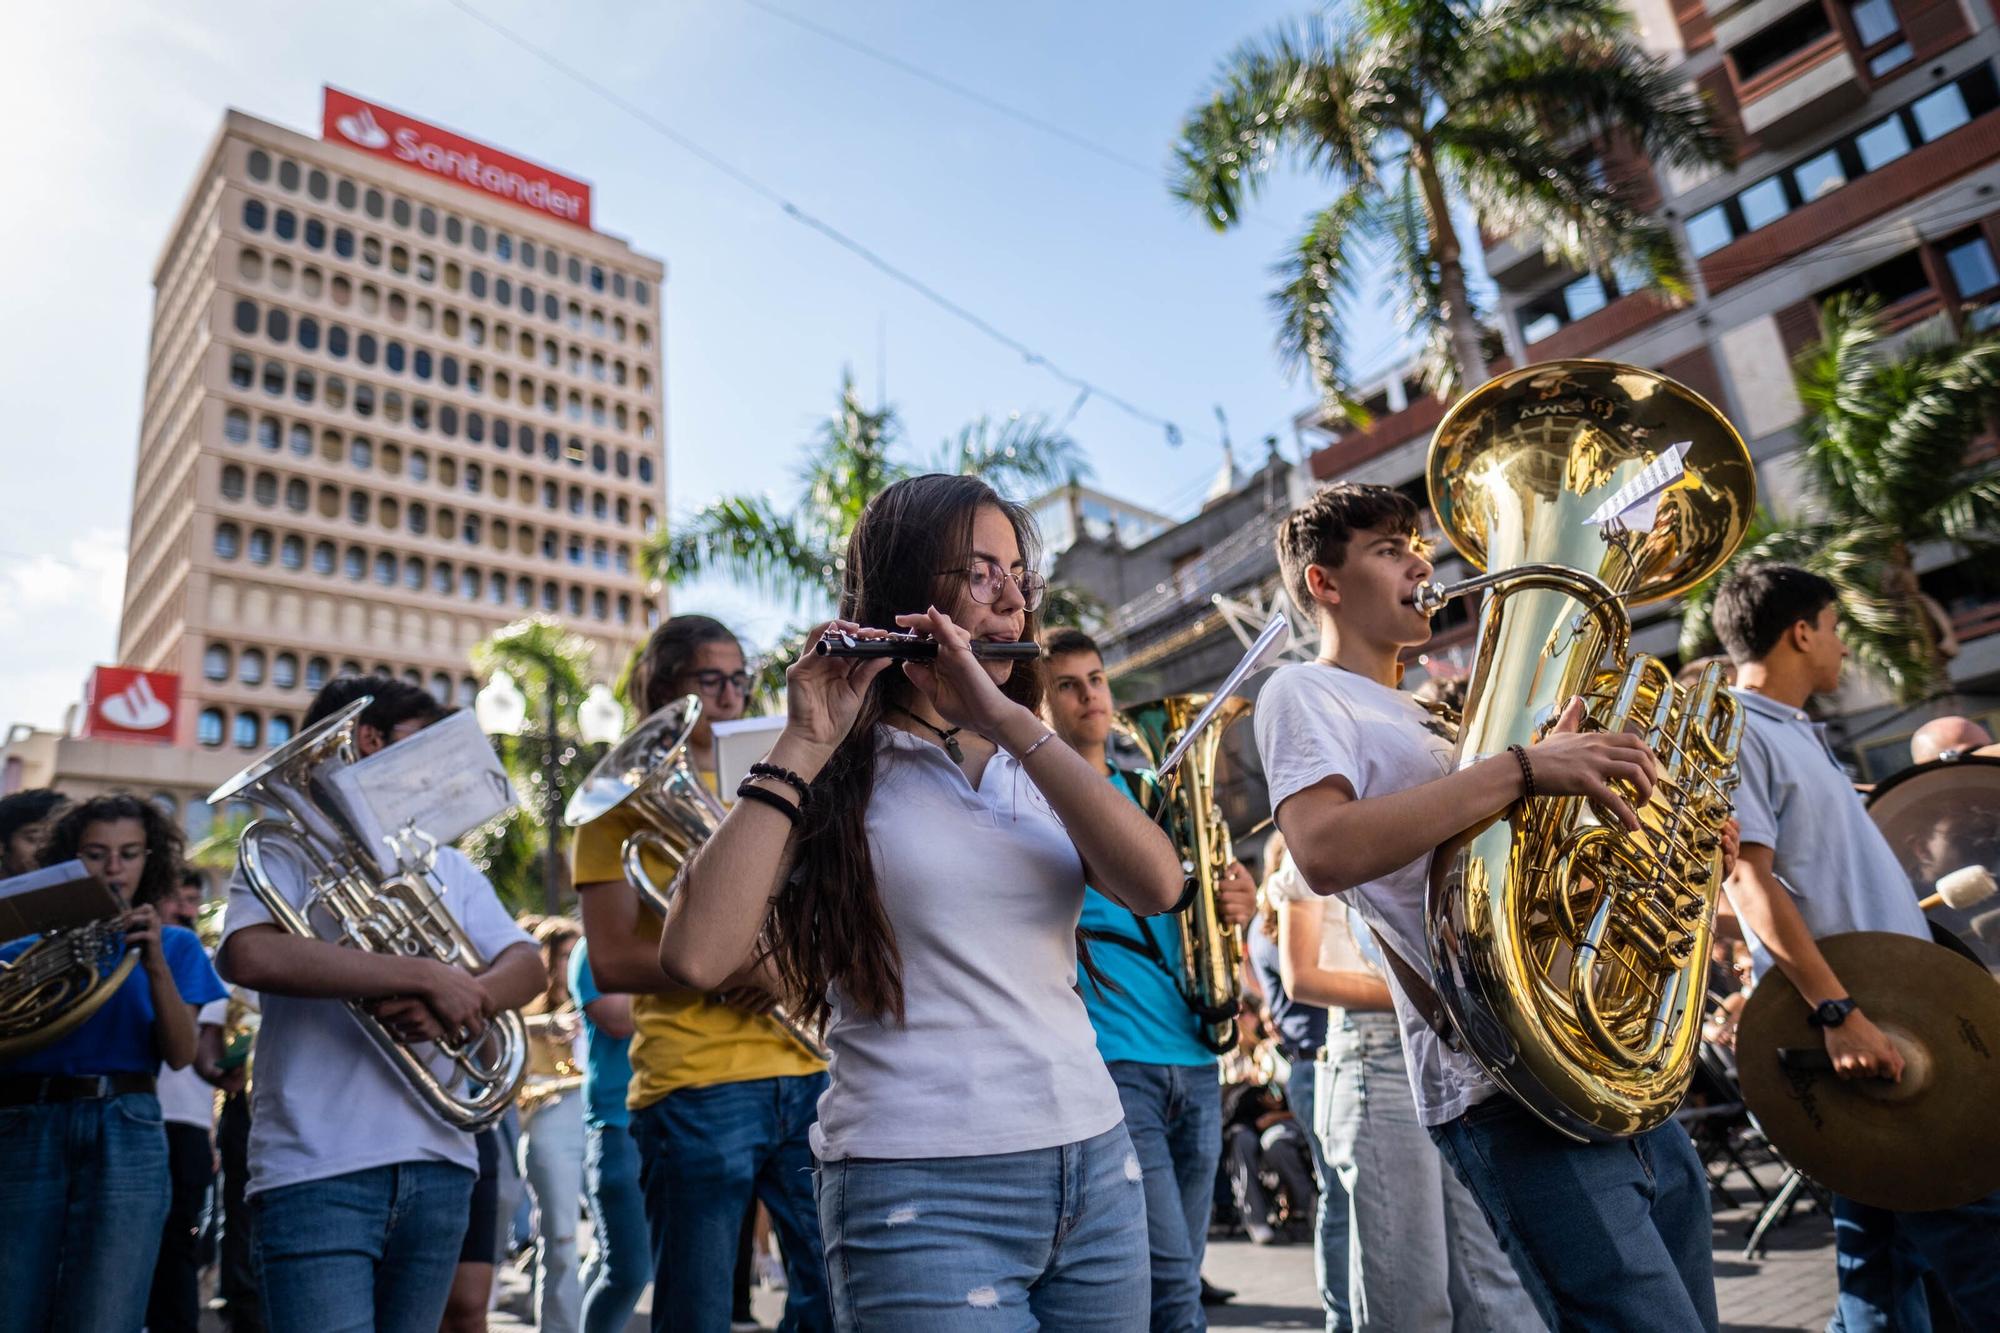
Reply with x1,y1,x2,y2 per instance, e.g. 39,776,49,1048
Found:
1679,296,2000,701
1171,0,1728,407
644,372,1091,610
463,616,600,912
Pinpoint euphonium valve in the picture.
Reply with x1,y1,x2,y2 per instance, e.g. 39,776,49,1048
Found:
1417,360,1755,1141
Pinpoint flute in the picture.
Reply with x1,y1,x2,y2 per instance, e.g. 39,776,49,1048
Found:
813,631,1040,661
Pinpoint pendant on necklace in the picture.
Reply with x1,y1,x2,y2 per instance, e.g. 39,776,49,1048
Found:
944,734,965,764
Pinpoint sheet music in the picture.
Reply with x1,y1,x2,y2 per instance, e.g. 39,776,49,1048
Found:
713,715,791,803
1157,609,1292,778
0,861,122,942
323,710,518,872
1582,441,1693,535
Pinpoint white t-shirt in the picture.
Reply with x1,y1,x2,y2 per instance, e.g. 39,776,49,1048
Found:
809,727,1127,1160
1255,661,1497,1126
157,997,230,1130
219,844,535,1196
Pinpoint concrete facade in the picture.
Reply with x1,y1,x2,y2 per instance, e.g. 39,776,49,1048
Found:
118,105,664,764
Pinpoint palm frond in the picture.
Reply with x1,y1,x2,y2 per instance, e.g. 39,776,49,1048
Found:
641,495,836,610
1041,581,1109,635
1269,186,1373,412
1458,36,1726,171
1170,16,1374,230
1932,465,2000,550
930,415,1092,499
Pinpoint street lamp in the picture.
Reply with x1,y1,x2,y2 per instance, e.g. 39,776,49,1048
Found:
475,671,625,913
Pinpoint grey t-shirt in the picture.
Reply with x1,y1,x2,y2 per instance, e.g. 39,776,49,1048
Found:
1727,688,1928,978
808,727,1127,1160
1255,662,1497,1126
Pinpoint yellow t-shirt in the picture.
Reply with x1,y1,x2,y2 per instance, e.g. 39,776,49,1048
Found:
570,803,824,1112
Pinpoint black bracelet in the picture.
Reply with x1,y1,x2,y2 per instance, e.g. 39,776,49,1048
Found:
1507,744,1536,801
747,762,812,810
734,782,802,828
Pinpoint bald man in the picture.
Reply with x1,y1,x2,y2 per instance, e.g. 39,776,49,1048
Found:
1910,716,1998,766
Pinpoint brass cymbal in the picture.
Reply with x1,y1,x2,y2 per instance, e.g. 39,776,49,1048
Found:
1736,931,2000,1212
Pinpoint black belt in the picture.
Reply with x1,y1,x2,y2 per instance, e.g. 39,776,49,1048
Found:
0,1072,157,1107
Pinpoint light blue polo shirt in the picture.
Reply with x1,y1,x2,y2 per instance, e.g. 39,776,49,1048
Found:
1075,770,1216,1068
1729,688,1929,979
567,936,633,1130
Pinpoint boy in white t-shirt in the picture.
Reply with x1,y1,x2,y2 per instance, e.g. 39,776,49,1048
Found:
219,676,544,1333
1257,482,1720,1332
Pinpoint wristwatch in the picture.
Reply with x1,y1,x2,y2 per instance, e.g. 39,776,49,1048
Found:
1807,997,1858,1029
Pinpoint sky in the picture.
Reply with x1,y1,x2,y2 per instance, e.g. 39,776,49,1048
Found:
0,0,1411,732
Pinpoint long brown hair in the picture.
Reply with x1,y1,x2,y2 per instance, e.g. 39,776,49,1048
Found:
40,793,187,909
770,474,1043,1027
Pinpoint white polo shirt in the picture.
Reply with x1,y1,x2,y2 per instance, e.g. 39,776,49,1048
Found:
808,726,1127,1161
1728,688,1928,979
220,845,534,1196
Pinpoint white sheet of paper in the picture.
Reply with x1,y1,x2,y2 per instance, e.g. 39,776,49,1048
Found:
1583,440,1693,534
713,715,791,804
324,710,518,872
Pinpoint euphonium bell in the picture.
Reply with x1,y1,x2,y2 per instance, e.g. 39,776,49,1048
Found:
1415,360,1755,1141
1114,692,1254,1053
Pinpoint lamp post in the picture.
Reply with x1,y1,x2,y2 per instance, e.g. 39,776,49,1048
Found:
476,672,626,913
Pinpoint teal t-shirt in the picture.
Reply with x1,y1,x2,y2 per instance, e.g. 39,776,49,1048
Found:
567,936,633,1130
1075,770,1216,1068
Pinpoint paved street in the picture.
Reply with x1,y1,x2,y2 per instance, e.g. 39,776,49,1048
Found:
474,1160,1838,1332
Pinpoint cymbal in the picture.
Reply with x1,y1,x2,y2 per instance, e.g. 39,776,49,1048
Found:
1736,931,2000,1212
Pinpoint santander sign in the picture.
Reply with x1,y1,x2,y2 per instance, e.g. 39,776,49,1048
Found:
322,88,593,231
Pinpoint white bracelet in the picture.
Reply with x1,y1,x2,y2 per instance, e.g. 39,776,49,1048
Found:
1020,729,1057,760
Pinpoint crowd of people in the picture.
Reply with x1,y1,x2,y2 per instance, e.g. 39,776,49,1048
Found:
1,473,1996,1332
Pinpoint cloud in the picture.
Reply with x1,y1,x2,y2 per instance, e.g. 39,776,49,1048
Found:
0,529,128,732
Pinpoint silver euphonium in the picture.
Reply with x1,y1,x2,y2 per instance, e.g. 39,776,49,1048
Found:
565,695,827,1060
208,698,528,1129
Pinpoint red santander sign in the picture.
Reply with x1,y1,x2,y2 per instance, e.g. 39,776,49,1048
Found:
82,667,179,745
321,88,592,231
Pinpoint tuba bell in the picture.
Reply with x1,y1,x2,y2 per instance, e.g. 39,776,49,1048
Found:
1114,692,1255,1053
208,698,528,1130
1414,360,1755,1141
0,868,139,1062
565,696,826,1060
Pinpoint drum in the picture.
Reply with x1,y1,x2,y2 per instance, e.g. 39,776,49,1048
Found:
1867,755,2000,973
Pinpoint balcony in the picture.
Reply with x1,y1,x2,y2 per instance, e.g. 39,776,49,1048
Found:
1481,230,1561,290
1738,38,1866,144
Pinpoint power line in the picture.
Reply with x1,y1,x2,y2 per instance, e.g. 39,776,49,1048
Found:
441,0,1209,451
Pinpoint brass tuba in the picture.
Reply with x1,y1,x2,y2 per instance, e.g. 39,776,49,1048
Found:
565,696,826,1060
209,698,528,1129
1414,360,1754,1141
0,881,138,1062
1114,693,1255,1053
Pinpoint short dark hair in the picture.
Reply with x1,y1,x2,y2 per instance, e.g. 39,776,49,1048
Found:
304,674,448,735
1041,627,1103,663
1712,564,1839,663
0,788,69,849
1276,483,1422,615
40,793,186,908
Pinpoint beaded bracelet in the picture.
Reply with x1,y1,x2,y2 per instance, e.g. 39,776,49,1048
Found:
735,781,802,828
1020,729,1057,760
747,762,812,810
1507,744,1537,800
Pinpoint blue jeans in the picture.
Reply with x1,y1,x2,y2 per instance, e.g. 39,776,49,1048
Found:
582,1121,650,1333
629,1073,830,1333
1106,1061,1220,1332
252,1161,474,1333
816,1122,1149,1331
521,1092,585,1333
0,1092,170,1333
1830,1189,2000,1331
1322,1017,1537,1331
1430,1096,1714,1332
1287,1054,1352,1333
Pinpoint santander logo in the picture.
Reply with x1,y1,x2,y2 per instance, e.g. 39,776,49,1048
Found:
335,105,391,150
321,88,593,230
100,675,171,731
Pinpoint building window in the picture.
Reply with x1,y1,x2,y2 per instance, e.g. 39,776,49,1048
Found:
312,540,335,575
1729,5,1834,85
1942,230,2000,326
344,546,366,580
198,708,225,747
306,657,330,691
267,715,295,746
219,464,246,500
234,712,261,750
280,535,304,570
243,199,267,233
204,645,231,682
636,456,655,485
1855,113,1913,171
247,529,273,565
1816,249,1933,311
240,648,266,686
374,552,396,585
214,523,241,559
273,652,298,689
